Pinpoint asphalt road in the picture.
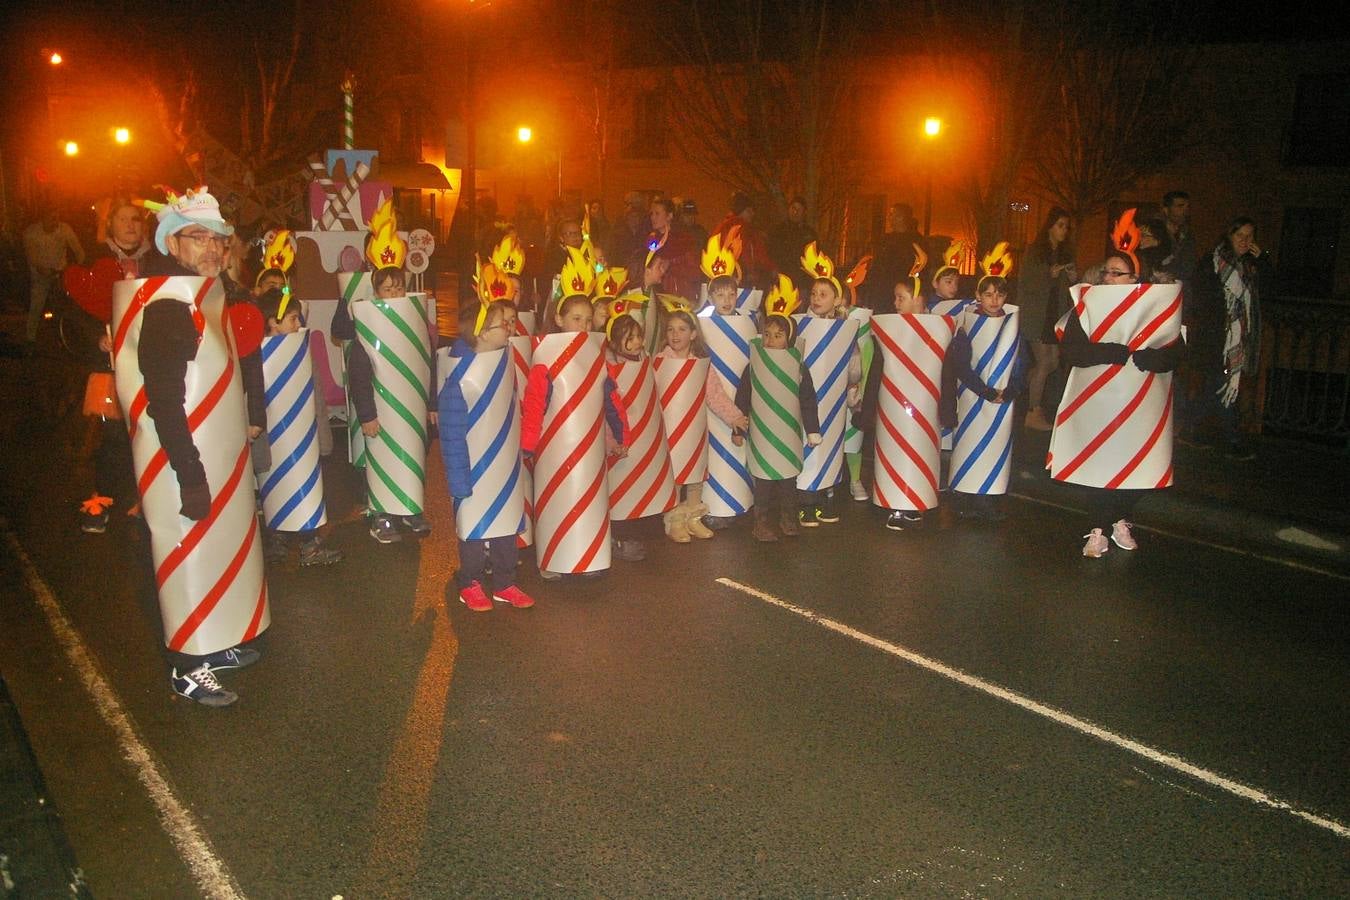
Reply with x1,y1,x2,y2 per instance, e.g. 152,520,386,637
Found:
1,379,1347,897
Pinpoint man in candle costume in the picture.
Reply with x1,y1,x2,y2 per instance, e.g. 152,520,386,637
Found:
120,187,270,707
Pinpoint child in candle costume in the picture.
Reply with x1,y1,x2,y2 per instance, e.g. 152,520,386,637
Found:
437,270,535,611
255,286,343,567
945,243,1026,522
796,242,862,527
332,200,433,544
733,276,822,542
653,300,717,543
115,187,268,707
1051,210,1185,558
697,231,755,531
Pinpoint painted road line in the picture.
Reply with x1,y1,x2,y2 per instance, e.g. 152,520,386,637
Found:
715,576,1350,841
1,528,247,900
1008,490,1350,583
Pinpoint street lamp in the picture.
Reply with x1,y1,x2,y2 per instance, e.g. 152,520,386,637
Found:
64,141,79,157
48,51,63,66
114,127,131,145
922,117,942,237
516,126,532,144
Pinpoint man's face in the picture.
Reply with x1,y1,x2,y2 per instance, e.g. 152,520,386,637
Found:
110,205,144,248
788,201,805,224
166,227,227,277
1165,198,1189,226
560,222,583,248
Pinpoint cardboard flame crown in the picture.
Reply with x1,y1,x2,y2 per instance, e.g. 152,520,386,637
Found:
843,254,872,307
604,292,648,341
261,230,296,275
979,242,1014,279
490,232,525,277
909,242,929,298
592,266,629,303
764,273,801,318
365,198,407,270
701,227,742,283
800,241,842,297
1111,208,1141,276
559,246,597,306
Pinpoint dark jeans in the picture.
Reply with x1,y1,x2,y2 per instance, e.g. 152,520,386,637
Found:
456,535,519,590
1081,486,1148,530
754,477,795,518
93,417,134,500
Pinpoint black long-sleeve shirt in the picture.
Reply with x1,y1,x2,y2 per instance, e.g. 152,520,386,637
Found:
1059,309,1185,374
734,353,821,435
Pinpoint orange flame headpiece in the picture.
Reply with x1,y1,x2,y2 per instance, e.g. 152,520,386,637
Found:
843,254,872,307
1111,208,1141,276
365,198,406,270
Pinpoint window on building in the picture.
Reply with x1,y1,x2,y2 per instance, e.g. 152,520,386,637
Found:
1277,207,1340,298
1285,72,1350,167
623,89,669,160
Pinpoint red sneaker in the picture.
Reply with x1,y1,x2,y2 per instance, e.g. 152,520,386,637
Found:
493,585,535,609
458,581,493,612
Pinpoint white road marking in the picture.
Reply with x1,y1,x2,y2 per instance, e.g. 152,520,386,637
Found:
2,530,247,900
715,576,1350,841
1009,491,1350,582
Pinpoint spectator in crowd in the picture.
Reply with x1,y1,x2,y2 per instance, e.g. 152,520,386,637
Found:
1137,217,1176,283
768,196,817,290
637,197,699,300
608,191,649,270
22,204,86,349
1019,208,1076,431
1162,190,1196,290
676,197,709,252
714,191,773,289
867,203,923,310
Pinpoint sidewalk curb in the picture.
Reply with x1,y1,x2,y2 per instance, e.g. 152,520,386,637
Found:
1011,463,1350,578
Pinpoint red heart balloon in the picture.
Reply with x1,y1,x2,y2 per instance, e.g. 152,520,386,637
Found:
227,302,264,357
62,257,122,323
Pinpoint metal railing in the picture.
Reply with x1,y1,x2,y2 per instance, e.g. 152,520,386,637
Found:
1256,297,1350,449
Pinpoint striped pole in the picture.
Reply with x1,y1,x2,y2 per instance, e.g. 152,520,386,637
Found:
259,330,327,532
112,277,268,656
338,272,374,468
950,305,1021,495
652,356,710,484
701,314,758,516
843,307,874,457
319,161,370,231
341,76,355,150
353,294,432,515
606,357,677,520
747,339,806,480
531,332,611,573
1049,283,1181,489
437,346,526,540
870,313,956,511
795,315,859,492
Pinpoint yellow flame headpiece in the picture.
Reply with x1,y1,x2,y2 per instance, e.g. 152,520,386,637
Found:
979,242,1014,280
592,266,629,303
933,238,969,285
604,291,648,341
764,273,801,318
909,242,929,298
558,245,597,311
365,198,407,270
701,228,741,284
800,241,842,298
490,232,525,277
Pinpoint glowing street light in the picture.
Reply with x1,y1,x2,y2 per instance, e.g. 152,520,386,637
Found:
923,117,942,138
48,51,63,66
516,126,532,144
921,117,942,236
114,127,131,145
64,141,79,157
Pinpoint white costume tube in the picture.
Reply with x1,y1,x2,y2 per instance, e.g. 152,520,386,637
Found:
950,305,1020,495
653,356,710,484
870,313,956,511
353,295,431,515
532,332,611,573
259,330,327,532
515,310,537,337
607,357,677,520
437,346,526,540
794,315,859,492
510,335,535,548
1048,283,1182,489
701,314,758,515
842,307,873,456
747,340,805,480
112,277,269,656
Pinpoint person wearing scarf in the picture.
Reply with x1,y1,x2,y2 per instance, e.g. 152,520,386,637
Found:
1192,217,1269,459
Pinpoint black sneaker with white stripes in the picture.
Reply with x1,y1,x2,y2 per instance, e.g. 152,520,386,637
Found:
171,665,237,707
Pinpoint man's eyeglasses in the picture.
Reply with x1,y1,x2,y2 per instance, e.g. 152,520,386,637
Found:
1102,269,1132,278
178,231,226,248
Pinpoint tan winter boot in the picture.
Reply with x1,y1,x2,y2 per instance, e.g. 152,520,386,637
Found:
664,506,692,543
685,502,714,539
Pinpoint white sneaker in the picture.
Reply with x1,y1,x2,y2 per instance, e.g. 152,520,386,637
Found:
1111,519,1138,551
850,480,868,501
1082,528,1110,558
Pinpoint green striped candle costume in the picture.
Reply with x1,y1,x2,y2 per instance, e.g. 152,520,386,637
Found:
747,338,806,480
353,293,432,515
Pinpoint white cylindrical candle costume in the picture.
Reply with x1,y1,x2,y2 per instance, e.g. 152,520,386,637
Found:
870,313,956,511
516,310,537,337
531,332,612,573
510,334,535,548
747,340,806,480
949,305,1020,495
259,329,327,532
437,346,527,540
794,315,859,492
697,284,763,317
842,307,874,457
338,271,373,468
353,295,431,515
653,356,710,485
112,277,269,655
701,314,758,515
606,357,677,520
1048,283,1182,489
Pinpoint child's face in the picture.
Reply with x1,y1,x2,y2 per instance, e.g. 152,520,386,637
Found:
763,324,789,350
893,283,923,314
934,272,960,300
711,285,738,316
592,300,610,331
666,318,693,355
268,308,303,336
977,285,1008,316
556,300,591,333
254,273,286,297
375,273,405,299
622,328,645,358
476,308,511,351
808,280,839,316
